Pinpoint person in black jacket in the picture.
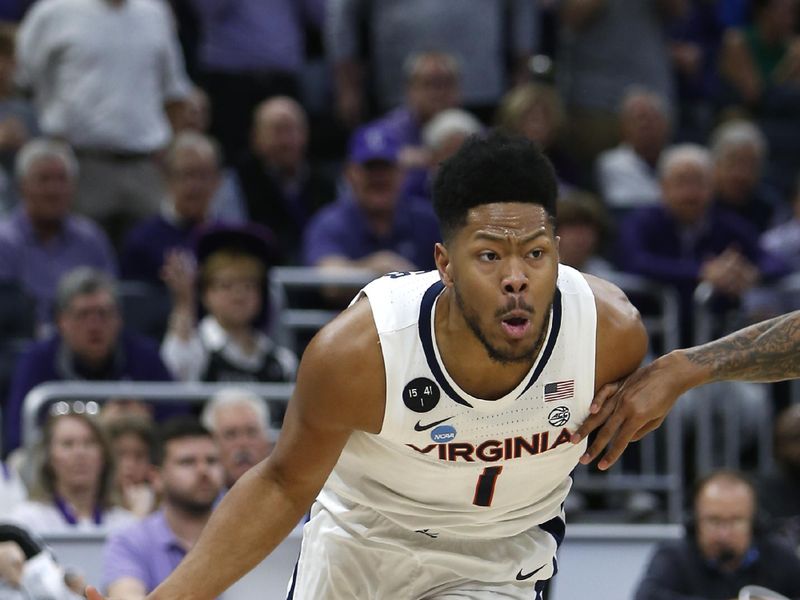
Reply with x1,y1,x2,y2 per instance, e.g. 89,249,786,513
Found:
634,469,800,600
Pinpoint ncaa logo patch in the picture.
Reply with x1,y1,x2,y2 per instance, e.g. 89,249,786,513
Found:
431,425,456,444
548,406,570,427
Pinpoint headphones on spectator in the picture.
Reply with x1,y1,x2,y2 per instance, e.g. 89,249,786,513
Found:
683,470,769,539
0,523,44,559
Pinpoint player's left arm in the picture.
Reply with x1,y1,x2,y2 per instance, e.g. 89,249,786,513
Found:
574,274,649,468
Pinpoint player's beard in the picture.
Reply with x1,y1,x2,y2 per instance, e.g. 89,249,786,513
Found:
454,284,550,366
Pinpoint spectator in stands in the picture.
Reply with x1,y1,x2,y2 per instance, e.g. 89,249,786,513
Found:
596,88,672,213
102,418,223,598
15,0,193,245
10,410,135,534
495,82,581,188
556,191,614,277
106,417,156,518
326,0,536,125
120,132,224,285
161,225,297,383
719,0,800,107
761,175,800,270
757,405,800,554
0,24,37,215
200,388,274,489
368,52,462,200
556,0,685,173
302,126,441,274
0,139,117,336
420,108,483,196
4,268,172,455
188,0,324,162
616,144,788,344
634,470,800,599
710,119,786,233
233,97,336,264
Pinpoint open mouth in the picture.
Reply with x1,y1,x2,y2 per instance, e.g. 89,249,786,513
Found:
501,316,530,339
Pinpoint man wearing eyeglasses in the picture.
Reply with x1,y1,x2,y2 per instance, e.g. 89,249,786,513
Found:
3,268,172,455
634,470,800,599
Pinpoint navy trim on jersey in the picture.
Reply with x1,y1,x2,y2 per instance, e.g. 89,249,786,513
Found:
538,515,566,547
285,559,299,599
418,281,563,408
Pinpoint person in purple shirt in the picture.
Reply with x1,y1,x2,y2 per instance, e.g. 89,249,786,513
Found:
188,0,325,162
302,125,441,274
4,268,172,455
616,143,789,344
367,51,462,201
0,139,117,335
102,418,224,597
120,132,225,285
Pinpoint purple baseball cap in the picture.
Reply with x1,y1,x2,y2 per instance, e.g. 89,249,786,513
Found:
348,126,400,164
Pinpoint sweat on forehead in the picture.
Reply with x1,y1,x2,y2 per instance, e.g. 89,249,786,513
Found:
433,133,558,242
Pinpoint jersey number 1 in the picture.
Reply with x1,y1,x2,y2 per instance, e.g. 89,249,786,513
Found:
473,466,503,507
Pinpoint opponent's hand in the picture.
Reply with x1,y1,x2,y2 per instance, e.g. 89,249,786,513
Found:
570,353,690,470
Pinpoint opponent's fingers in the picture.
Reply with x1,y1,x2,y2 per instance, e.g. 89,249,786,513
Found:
85,585,105,600
597,417,644,470
631,419,663,443
578,408,626,465
571,384,620,444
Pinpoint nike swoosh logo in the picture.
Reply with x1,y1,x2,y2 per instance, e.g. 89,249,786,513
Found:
414,416,454,431
516,564,546,581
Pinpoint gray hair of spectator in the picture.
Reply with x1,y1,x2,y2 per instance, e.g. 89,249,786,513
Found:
709,119,767,162
201,388,272,433
164,131,222,174
15,138,79,181
54,267,119,316
422,109,483,151
619,86,670,119
657,143,713,180
403,50,461,83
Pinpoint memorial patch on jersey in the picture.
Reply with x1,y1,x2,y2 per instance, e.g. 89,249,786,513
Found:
403,377,440,413
544,380,574,401
431,424,456,443
548,406,571,427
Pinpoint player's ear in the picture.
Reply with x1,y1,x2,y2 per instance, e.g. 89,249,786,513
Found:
434,242,453,286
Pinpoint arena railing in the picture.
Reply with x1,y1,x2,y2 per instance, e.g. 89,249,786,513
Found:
22,381,294,450
569,272,685,523
691,273,800,477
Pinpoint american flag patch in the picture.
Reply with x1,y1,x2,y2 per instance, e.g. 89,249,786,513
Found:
544,380,574,402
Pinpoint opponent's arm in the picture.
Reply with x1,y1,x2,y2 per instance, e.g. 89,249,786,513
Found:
88,301,385,600
575,310,800,469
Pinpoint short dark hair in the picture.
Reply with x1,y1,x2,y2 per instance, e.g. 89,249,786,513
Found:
432,132,558,242
153,417,213,466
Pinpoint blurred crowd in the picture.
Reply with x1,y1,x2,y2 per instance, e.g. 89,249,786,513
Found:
0,0,799,596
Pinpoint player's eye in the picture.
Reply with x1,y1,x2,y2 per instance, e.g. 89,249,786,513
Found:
528,249,544,259
478,251,499,262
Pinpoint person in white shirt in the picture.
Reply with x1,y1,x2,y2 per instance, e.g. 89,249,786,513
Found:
15,0,193,245
11,408,135,534
596,88,671,212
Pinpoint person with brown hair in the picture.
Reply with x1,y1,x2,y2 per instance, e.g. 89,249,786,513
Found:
105,416,157,518
160,225,297,383
10,409,134,533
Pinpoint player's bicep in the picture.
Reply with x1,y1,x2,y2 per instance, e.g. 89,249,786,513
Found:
259,301,385,501
587,275,648,390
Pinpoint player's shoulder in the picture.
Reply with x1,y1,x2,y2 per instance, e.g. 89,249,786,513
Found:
582,272,648,386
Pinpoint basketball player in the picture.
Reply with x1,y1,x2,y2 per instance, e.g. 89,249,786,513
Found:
88,134,648,599
574,310,800,471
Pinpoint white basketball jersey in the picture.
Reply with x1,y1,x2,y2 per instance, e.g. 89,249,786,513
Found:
317,265,596,539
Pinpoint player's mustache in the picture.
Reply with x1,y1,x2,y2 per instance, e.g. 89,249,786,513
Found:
495,298,534,318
